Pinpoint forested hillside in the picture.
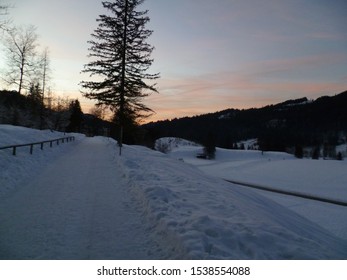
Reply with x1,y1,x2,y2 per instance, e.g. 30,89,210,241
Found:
2,89,346,158
143,91,347,156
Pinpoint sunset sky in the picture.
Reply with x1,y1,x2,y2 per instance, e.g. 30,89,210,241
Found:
2,0,347,122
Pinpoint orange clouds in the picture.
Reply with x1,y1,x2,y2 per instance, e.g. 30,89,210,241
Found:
144,53,347,122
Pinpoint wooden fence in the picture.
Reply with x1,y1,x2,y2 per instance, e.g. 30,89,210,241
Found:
0,136,75,156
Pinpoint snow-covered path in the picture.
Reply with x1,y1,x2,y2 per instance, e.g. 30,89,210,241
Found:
1,127,346,259
0,137,163,259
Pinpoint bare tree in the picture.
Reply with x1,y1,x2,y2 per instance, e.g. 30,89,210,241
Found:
39,47,51,96
0,2,11,31
89,104,107,120
3,25,39,94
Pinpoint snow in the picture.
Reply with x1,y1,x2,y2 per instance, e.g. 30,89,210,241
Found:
337,143,347,156
237,138,258,150
154,137,199,153
1,125,347,259
170,147,347,202
0,124,68,146
0,130,163,259
166,142,347,241
0,125,81,199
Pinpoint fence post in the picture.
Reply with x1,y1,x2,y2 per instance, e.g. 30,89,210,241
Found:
13,146,16,156
30,144,33,154
41,143,44,150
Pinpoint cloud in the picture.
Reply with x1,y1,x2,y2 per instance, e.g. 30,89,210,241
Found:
145,53,347,122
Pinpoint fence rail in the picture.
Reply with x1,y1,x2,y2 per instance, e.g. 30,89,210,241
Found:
0,136,75,156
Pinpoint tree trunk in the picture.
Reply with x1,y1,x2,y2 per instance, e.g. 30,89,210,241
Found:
18,57,25,94
119,0,129,156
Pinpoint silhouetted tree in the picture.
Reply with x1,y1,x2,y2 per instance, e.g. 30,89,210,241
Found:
28,82,47,129
39,47,51,97
89,104,107,120
294,144,303,159
81,0,159,155
203,131,216,159
66,100,83,132
110,105,141,144
3,25,39,94
312,146,320,160
28,82,42,105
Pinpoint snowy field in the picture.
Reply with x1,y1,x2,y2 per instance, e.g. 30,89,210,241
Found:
165,137,347,240
1,126,347,259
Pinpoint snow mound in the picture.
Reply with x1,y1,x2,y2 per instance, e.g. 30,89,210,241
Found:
118,145,347,259
0,125,84,199
237,138,259,150
155,137,200,153
0,125,67,146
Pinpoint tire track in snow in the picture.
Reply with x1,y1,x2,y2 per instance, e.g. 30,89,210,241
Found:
224,179,347,207
0,137,164,259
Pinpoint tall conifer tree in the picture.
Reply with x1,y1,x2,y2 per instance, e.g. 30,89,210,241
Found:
81,0,159,155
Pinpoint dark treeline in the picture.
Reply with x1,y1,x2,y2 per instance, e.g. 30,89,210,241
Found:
0,90,101,135
3,89,346,159
142,91,347,155
0,89,138,141
0,89,150,144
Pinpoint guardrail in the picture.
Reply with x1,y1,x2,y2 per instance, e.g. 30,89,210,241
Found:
0,136,75,156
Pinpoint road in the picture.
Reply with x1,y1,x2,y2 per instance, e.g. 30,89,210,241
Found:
0,137,164,259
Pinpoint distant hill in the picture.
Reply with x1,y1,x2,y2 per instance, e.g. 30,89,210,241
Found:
142,91,347,154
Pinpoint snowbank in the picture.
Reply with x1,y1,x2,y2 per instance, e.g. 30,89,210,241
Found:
166,142,347,240
154,137,199,153
0,125,84,199
0,125,67,146
118,145,347,259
